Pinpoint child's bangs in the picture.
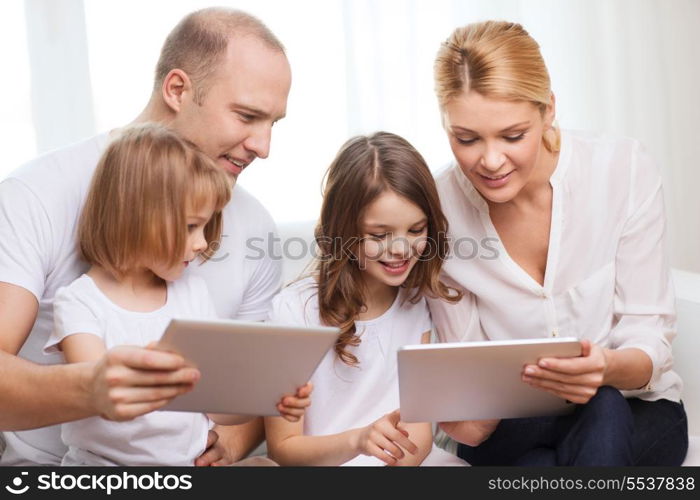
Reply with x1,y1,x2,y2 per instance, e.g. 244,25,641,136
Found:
187,168,231,213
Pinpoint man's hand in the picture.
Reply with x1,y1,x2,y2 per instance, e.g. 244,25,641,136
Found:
194,430,233,467
196,420,266,466
89,345,200,421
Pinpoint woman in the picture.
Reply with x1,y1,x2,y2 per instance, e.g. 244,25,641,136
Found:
428,20,688,465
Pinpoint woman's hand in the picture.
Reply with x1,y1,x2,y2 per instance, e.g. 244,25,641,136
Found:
352,409,418,466
522,339,609,404
438,419,500,447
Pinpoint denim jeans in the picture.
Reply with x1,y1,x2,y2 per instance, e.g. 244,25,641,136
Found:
457,386,689,466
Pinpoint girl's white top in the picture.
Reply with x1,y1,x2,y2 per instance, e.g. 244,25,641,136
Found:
269,277,467,466
45,274,215,465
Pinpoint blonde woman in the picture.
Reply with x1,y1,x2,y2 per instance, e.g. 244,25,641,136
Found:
428,21,687,465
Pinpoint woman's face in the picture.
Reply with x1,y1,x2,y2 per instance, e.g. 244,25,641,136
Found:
442,90,554,204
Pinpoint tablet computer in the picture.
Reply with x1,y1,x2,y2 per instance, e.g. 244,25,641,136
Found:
156,318,339,415
398,337,582,423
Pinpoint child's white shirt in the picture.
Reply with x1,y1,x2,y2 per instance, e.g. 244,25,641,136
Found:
0,133,281,465
44,274,215,466
268,277,466,466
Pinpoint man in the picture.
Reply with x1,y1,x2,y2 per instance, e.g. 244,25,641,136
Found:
0,7,296,466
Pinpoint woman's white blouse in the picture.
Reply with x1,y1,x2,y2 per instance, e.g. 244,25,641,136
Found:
428,129,682,403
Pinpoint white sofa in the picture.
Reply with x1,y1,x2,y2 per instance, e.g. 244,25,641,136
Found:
277,220,700,466
671,270,700,465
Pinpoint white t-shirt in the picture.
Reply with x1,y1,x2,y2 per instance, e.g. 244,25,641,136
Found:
268,277,467,466
428,129,682,403
44,274,214,466
0,133,281,465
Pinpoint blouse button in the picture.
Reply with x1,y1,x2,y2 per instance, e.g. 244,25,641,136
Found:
551,330,559,338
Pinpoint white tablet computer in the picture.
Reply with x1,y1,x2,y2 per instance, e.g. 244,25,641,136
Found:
398,337,582,423
156,318,339,415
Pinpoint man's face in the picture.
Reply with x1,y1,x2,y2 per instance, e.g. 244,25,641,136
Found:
171,36,291,180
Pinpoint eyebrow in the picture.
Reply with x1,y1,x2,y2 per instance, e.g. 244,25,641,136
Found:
451,121,531,134
365,218,428,229
232,103,286,121
187,215,209,222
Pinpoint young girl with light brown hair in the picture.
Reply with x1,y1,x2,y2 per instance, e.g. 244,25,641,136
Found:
44,123,309,465
264,132,485,466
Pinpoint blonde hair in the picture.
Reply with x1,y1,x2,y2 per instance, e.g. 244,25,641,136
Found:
154,7,285,104
79,123,231,280
434,20,560,152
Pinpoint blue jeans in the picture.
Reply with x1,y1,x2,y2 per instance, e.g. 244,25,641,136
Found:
457,387,688,466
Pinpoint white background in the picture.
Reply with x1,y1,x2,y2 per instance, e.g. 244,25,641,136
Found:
1,0,699,272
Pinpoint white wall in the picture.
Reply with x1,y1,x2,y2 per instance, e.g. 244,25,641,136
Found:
2,0,699,271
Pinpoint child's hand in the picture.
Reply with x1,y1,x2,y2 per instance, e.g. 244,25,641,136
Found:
353,409,418,465
276,382,313,422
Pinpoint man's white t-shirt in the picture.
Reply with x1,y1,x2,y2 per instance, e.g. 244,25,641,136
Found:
268,277,467,466
0,133,281,465
44,274,215,466
428,129,682,404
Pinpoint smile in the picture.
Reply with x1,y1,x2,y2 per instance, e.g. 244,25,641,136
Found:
479,171,513,187
380,259,410,275
481,172,512,180
222,154,248,175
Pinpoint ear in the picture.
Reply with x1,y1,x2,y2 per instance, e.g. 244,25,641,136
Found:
161,69,193,114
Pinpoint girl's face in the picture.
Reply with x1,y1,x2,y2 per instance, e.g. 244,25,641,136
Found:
358,190,428,292
150,201,216,282
442,90,555,204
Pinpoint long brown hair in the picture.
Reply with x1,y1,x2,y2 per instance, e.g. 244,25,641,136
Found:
79,123,231,280
315,132,461,366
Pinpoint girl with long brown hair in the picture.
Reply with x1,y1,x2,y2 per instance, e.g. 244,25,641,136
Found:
264,132,484,466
